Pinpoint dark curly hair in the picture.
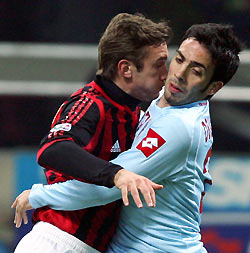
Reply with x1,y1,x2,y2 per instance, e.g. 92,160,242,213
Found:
182,23,244,86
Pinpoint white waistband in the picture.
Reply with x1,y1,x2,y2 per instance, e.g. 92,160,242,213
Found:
33,221,100,253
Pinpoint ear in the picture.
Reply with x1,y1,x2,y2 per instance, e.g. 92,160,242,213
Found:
117,60,132,78
207,81,224,96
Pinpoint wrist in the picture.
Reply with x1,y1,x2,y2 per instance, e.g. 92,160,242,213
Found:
113,168,126,187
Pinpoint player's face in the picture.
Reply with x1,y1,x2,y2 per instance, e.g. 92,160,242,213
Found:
129,43,168,102
162,38,216,106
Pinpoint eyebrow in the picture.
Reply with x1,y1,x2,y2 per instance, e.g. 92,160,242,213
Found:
176,50,207,70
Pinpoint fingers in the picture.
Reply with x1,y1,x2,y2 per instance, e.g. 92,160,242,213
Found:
14,199,23,228
130,180,164,208
12,195,23,227
137,181,154,207
11,199,17,209
11,190,32,228
130,185,143,208
129,179,158,208
23,211,28,225
152,182,164,190
14,206,23,228
121,186,129,207
15,210,27,228
114,169,163,208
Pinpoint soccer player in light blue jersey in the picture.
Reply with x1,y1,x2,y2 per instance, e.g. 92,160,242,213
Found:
12,23,242,252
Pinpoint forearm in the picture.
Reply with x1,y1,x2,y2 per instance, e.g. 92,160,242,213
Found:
29,180,121,210
38,140,123,187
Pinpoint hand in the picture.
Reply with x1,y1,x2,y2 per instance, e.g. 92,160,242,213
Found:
11,190,33,228
114,169,163,208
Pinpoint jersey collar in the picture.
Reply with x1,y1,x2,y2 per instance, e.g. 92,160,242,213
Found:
95,75,140,110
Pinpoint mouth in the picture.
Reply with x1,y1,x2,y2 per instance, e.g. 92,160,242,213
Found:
169,82,182,93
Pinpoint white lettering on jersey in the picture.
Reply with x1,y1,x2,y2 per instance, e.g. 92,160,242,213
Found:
201,118,212,142
50,123,72,132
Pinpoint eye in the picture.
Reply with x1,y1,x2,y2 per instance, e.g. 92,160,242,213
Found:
192,68,202,76
155,61,167,68
175,56,183,64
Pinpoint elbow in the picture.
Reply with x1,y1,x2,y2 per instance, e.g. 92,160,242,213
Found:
37,143,55,167
37,148,48,167
36,140,66,168
36,139,62,165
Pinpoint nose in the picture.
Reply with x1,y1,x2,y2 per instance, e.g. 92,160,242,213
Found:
160,65,168,82
175,65,186,84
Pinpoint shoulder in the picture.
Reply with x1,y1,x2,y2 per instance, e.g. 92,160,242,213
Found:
150,105,207,142
65,82,110,114
54,89,106,127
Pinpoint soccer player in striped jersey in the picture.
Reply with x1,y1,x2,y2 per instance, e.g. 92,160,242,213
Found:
13,24,243,252
12,13,172,253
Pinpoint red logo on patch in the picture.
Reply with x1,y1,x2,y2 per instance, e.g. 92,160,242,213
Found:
136,128,166,157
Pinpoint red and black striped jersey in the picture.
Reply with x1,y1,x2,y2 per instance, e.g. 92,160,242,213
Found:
33,76,140,252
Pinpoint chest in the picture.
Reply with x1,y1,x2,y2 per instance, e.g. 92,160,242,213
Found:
94,106,139,160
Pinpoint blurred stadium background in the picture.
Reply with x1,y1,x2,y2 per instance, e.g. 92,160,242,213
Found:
0,1,249,252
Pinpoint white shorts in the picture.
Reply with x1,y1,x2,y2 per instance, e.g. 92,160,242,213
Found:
14,221,100,253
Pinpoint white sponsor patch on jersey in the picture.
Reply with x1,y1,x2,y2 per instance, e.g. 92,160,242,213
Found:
50,123,72,132
137,128,166,157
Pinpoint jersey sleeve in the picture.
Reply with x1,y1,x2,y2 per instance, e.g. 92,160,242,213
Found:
42,93,102,146
29,180,121,210
37,93,123,187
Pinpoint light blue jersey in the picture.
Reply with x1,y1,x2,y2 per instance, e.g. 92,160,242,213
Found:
30,99,213,253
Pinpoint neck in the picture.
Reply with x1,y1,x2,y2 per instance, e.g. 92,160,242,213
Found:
158,95,171,108
96,75,140,109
